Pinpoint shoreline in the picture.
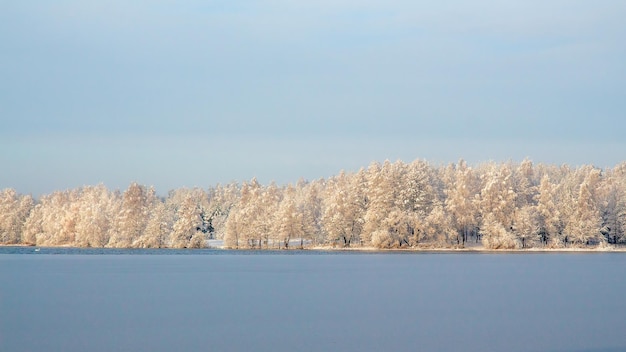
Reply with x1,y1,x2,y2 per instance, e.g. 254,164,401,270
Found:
307,245,626,253
2,243,626,253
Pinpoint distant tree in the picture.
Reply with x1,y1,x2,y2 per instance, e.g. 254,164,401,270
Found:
274,184,304,249
395,160,435,246
134,201,172,248
514,158,538,208
28,190,81,246
481,213,519,249
170,193,205,248
8,159,626,251
74,185,118,247
535,176,561,247
445,160,479,246
477,162,518,249
224,179,266,249
224,182,250,249
299,179,325,246
362,162,395,247
21,203,42,245
0,189,34,244
565,168,603,246
204,183,239,240
513,205,538,248
255,182,281,248
107,183,155,247
597,164,626,244
322,170,365,247
422,204,455,246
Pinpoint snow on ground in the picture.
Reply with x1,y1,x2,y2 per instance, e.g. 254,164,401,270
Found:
207,239,224,249
206,239,313,249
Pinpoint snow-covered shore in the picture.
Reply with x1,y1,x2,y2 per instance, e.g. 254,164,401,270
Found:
3,239,625,252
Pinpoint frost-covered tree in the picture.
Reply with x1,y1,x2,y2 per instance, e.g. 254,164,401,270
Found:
481,213,519,249
29,190,81,246
598,164,626,244
565,168,603,246
550,165,581,247
422,204,455,246
21,204,42,245
513,205,538,248
445,160,479,246
394,160,435,246
322,170,366,247
360,160,433,248
514,158,538,208
6,159,626,251
0,189,34,244
170,193,205,248
74,185,118,247
535,176,561,247
477,162,518,249
299,179,325,246
362,162,395,247
224,182,252,249
224,178,270,249
204,182,239,240
274,184,304,249
108,183,156,247
134,201,172,248
255,182,281,248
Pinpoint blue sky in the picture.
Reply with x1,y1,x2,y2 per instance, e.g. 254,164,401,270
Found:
2,1,625,195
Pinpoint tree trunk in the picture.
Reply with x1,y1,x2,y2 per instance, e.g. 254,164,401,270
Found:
342,236,350,247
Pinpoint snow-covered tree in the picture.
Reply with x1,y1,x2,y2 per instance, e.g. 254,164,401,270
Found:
512,205,538,248
274,184,304,249
204,182,239,240
598,164,626,244
29,190,81,246
6,159,626,251
74,185,118,247
0,189,34,244
224,178,270,249
514,158,538,208
535,175,561,247
107,183,156,247
481,213,519,249
170,193,205,248
299,179,325,246
322,170,366,247
362,162,395,247
564,168,603,246
134,201,172,248
422,204,456,246
477,162,518,248
445,160,480,246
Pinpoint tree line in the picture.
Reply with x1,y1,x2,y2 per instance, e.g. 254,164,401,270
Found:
1,159,625,249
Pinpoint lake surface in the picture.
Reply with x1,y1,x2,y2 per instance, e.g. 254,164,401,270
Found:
1,249,625,352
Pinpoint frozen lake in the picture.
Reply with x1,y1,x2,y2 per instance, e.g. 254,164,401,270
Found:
1,250,625,352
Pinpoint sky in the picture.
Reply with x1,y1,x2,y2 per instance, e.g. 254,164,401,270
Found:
2,1,625,196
